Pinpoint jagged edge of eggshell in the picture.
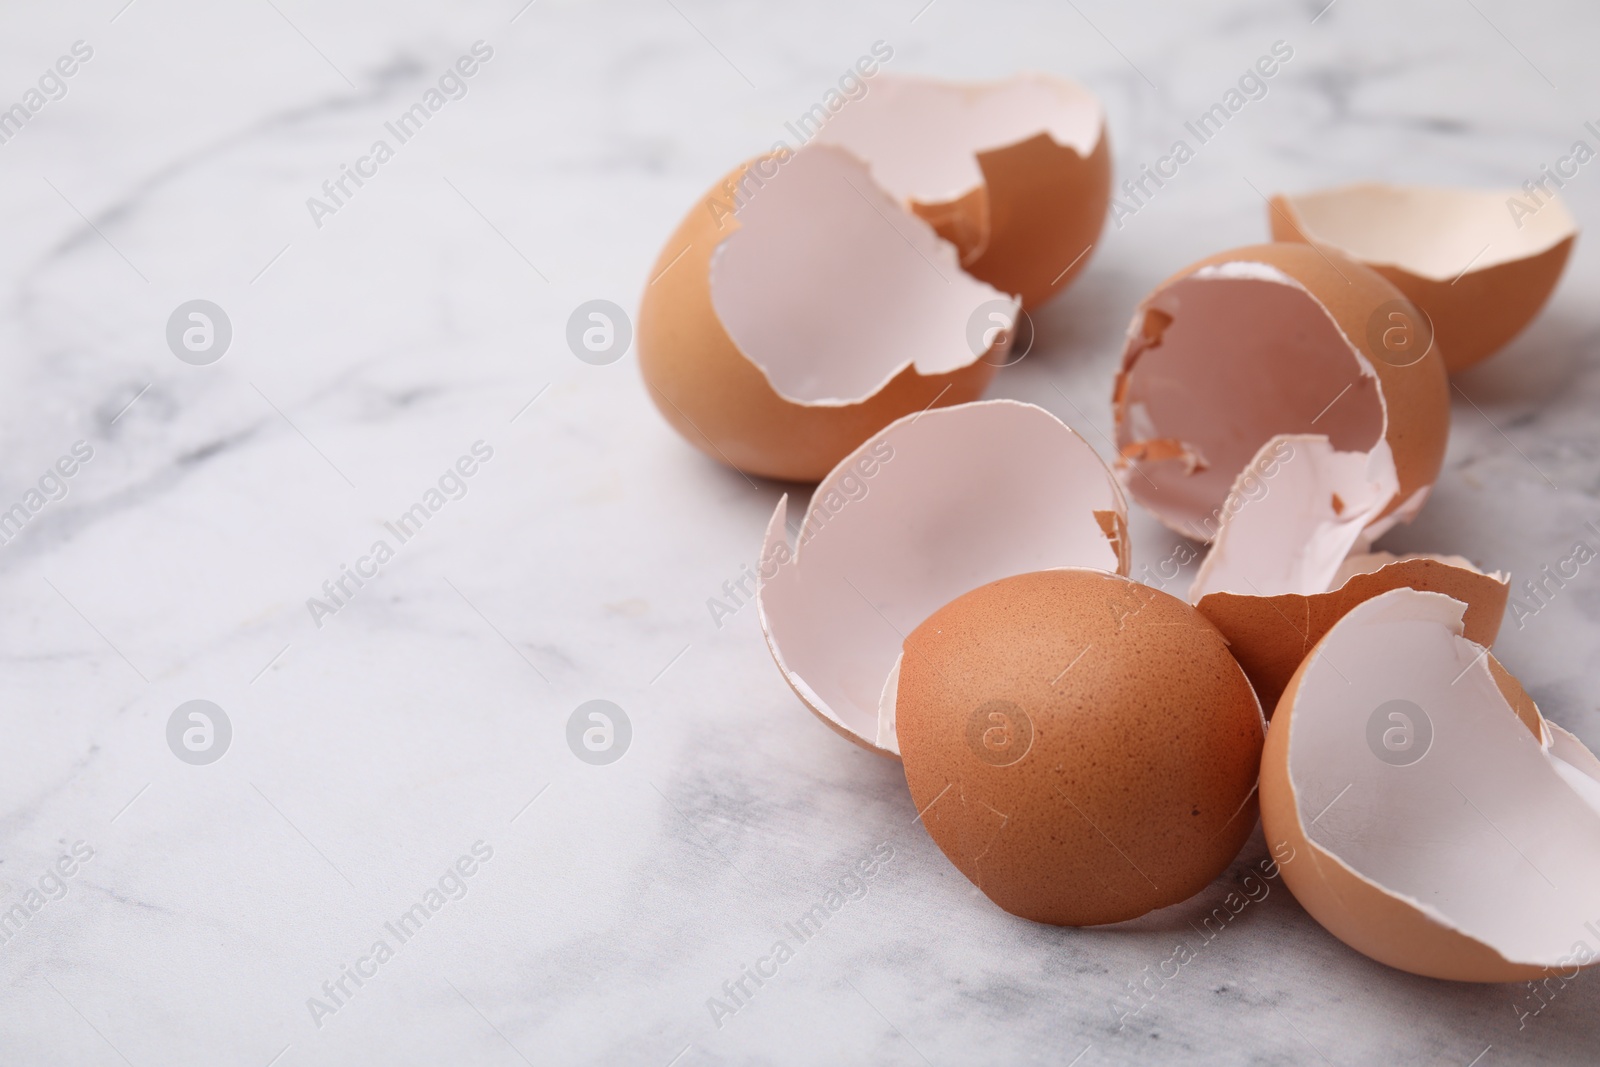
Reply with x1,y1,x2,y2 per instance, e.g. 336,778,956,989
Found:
844,71,1106,207
755,399,1129,759
638,152,1007,484
1196,553,1510,717
708,143,1015,408
909,76,1108,299
1262,588,1600,981
958,124,1111,307
816,73,1108,307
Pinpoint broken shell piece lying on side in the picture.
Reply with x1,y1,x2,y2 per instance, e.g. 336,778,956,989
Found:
638,143,1014,483
1269,183,1578,373
1262,587,1600,981
1196,552,1510,715
1112,243,1450,600
817,73,1111,308
756,400,1128,758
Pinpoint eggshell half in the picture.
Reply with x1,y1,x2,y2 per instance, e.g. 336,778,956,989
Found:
756,400,1127,758
897,568,1265,926
1262,587,1600,980
1196,552,1509,715
1112,243,1450,598
1269,183,1578,372
817,73,1111,308
639,144,1013,482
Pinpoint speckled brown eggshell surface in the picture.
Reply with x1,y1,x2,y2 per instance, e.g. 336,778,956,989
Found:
895,568,1265,926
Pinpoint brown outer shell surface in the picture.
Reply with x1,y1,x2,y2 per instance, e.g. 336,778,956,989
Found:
1270,195,1576,373
1197,557,1509,715
897,569,1264,927
1261,636,1583,982
1113,242,1451,531
911,128,1112,309
638,157,999,483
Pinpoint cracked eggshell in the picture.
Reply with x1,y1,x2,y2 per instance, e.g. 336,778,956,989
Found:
1270,183,1578,373
897,569,1265,926
817,73,1111,308
1262,587,1600,981
639,144,1013,483
1196,552,1510,716
1112,243,1450,599
756,400,1128,758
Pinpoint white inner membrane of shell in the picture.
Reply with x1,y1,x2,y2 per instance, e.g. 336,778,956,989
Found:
756,400,1125,755
1115,262,1400,600
1284,184,1579,281
1287,588,1600,967
815,73,1103,204
1188,434,1397,600
709,144,1014,406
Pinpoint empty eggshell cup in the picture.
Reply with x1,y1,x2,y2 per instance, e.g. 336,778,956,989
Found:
1111,243,1451,605
1262,586,1600,981
756,400,1128,757
1269,183,1578,372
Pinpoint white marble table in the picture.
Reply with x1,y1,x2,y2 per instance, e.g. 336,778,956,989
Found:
0,0,1597,1063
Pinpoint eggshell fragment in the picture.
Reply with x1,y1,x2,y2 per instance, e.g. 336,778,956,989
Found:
1269,183,1578,372
1112,244,1449,599
817,73,1111,308
1189,434,1397,601
897,569,1265,926
1262,587,1600,981
756,400,1127,758
1196,552,1509,715
639,144,1013,482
